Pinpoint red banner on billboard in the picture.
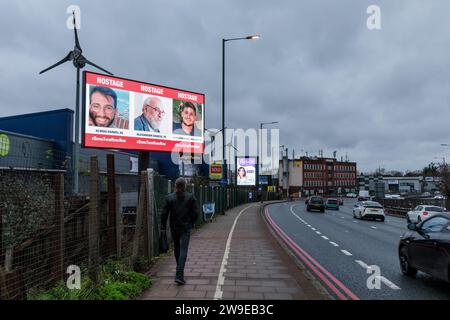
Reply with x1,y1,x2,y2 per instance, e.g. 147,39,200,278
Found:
82,71,205,153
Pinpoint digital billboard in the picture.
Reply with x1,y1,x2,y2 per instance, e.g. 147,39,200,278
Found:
236,157,257,186
82,71,204,153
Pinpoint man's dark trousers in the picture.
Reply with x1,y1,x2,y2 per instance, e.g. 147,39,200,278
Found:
172,228,191,281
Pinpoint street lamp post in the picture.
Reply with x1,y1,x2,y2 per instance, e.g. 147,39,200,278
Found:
222,34,260,185
226,142,239,185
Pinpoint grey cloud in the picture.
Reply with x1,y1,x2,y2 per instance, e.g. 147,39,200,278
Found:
1,0,450,173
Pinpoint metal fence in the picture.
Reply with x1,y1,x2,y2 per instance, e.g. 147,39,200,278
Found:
0,149,280,299
378,197,449,217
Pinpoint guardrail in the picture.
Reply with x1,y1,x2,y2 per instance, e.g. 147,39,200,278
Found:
376,197,449,218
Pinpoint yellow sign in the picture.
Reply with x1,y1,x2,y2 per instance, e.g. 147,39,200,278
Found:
294,160,302,167
210,161,223,180
0,134,10,156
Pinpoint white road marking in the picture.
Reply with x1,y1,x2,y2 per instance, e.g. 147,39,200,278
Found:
311,228,316,231
321,236,329,240
371,226,377,229
341,250,352,256
353,221,358,223
355,260,369,269
354,260,401,290
214,204,255,300
329,242,339,247
379,276,401,290
315,231,322,235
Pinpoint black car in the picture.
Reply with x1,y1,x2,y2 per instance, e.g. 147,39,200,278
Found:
306,196,325,213
398,214,450,283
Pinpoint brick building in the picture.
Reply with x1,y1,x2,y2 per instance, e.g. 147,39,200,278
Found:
279,156,357,196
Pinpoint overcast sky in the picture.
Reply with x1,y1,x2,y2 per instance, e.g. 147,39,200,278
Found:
1,0,450,173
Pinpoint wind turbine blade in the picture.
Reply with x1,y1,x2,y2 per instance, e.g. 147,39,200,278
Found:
39,52,72,74
84,59,113,75
73,11,82,51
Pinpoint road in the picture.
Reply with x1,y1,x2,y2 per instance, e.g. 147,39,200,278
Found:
265,199,450,300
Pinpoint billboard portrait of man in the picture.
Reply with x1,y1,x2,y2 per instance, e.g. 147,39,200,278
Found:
172,101,202,137
134,96,166,133
88,86,129,129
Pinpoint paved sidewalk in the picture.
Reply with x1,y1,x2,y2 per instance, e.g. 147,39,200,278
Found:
139,202,328,300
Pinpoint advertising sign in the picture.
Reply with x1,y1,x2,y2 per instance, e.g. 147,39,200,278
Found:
82,71,205,153
387,180,399,185
236,157,257,186
210,161,223,180
259,175,269,185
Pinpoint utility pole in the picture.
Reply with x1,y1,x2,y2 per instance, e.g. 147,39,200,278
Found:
285,147,289,198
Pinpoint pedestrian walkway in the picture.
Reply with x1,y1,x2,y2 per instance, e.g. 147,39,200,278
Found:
139,202,328,300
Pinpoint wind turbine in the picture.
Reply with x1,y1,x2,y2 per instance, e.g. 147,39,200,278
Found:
39,12,113,194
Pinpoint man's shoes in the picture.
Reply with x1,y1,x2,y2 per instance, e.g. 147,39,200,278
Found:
174,278,186,285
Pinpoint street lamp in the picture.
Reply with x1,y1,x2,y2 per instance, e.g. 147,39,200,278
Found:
260,121,278,176
226,142,239,184
222,34,261,185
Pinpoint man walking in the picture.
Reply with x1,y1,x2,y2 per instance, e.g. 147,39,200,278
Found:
161,178,198,285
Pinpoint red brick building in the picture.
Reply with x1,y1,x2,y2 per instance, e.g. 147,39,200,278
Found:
302,157,357,196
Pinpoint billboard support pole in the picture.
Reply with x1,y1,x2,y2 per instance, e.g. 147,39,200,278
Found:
73,67,80,194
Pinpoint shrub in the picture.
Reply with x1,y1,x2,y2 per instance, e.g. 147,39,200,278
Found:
27,259,151,300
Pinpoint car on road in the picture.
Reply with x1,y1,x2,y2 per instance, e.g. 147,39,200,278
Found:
385,194,403,199
325,198,339,210
306,196,325,213
406,205,445,223
346,193,357,198
398,215,450,283
353,201,385,221
358,190,370,201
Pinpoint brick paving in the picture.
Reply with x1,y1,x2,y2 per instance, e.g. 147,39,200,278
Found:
139,202,329,300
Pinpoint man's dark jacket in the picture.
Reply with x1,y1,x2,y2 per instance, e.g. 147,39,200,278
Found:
161,192,199,232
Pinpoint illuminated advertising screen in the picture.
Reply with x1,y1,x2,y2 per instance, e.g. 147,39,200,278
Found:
82,71,204,153
236,157,257,186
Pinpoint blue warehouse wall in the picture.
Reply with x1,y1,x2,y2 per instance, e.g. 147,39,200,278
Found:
0,108,73,155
